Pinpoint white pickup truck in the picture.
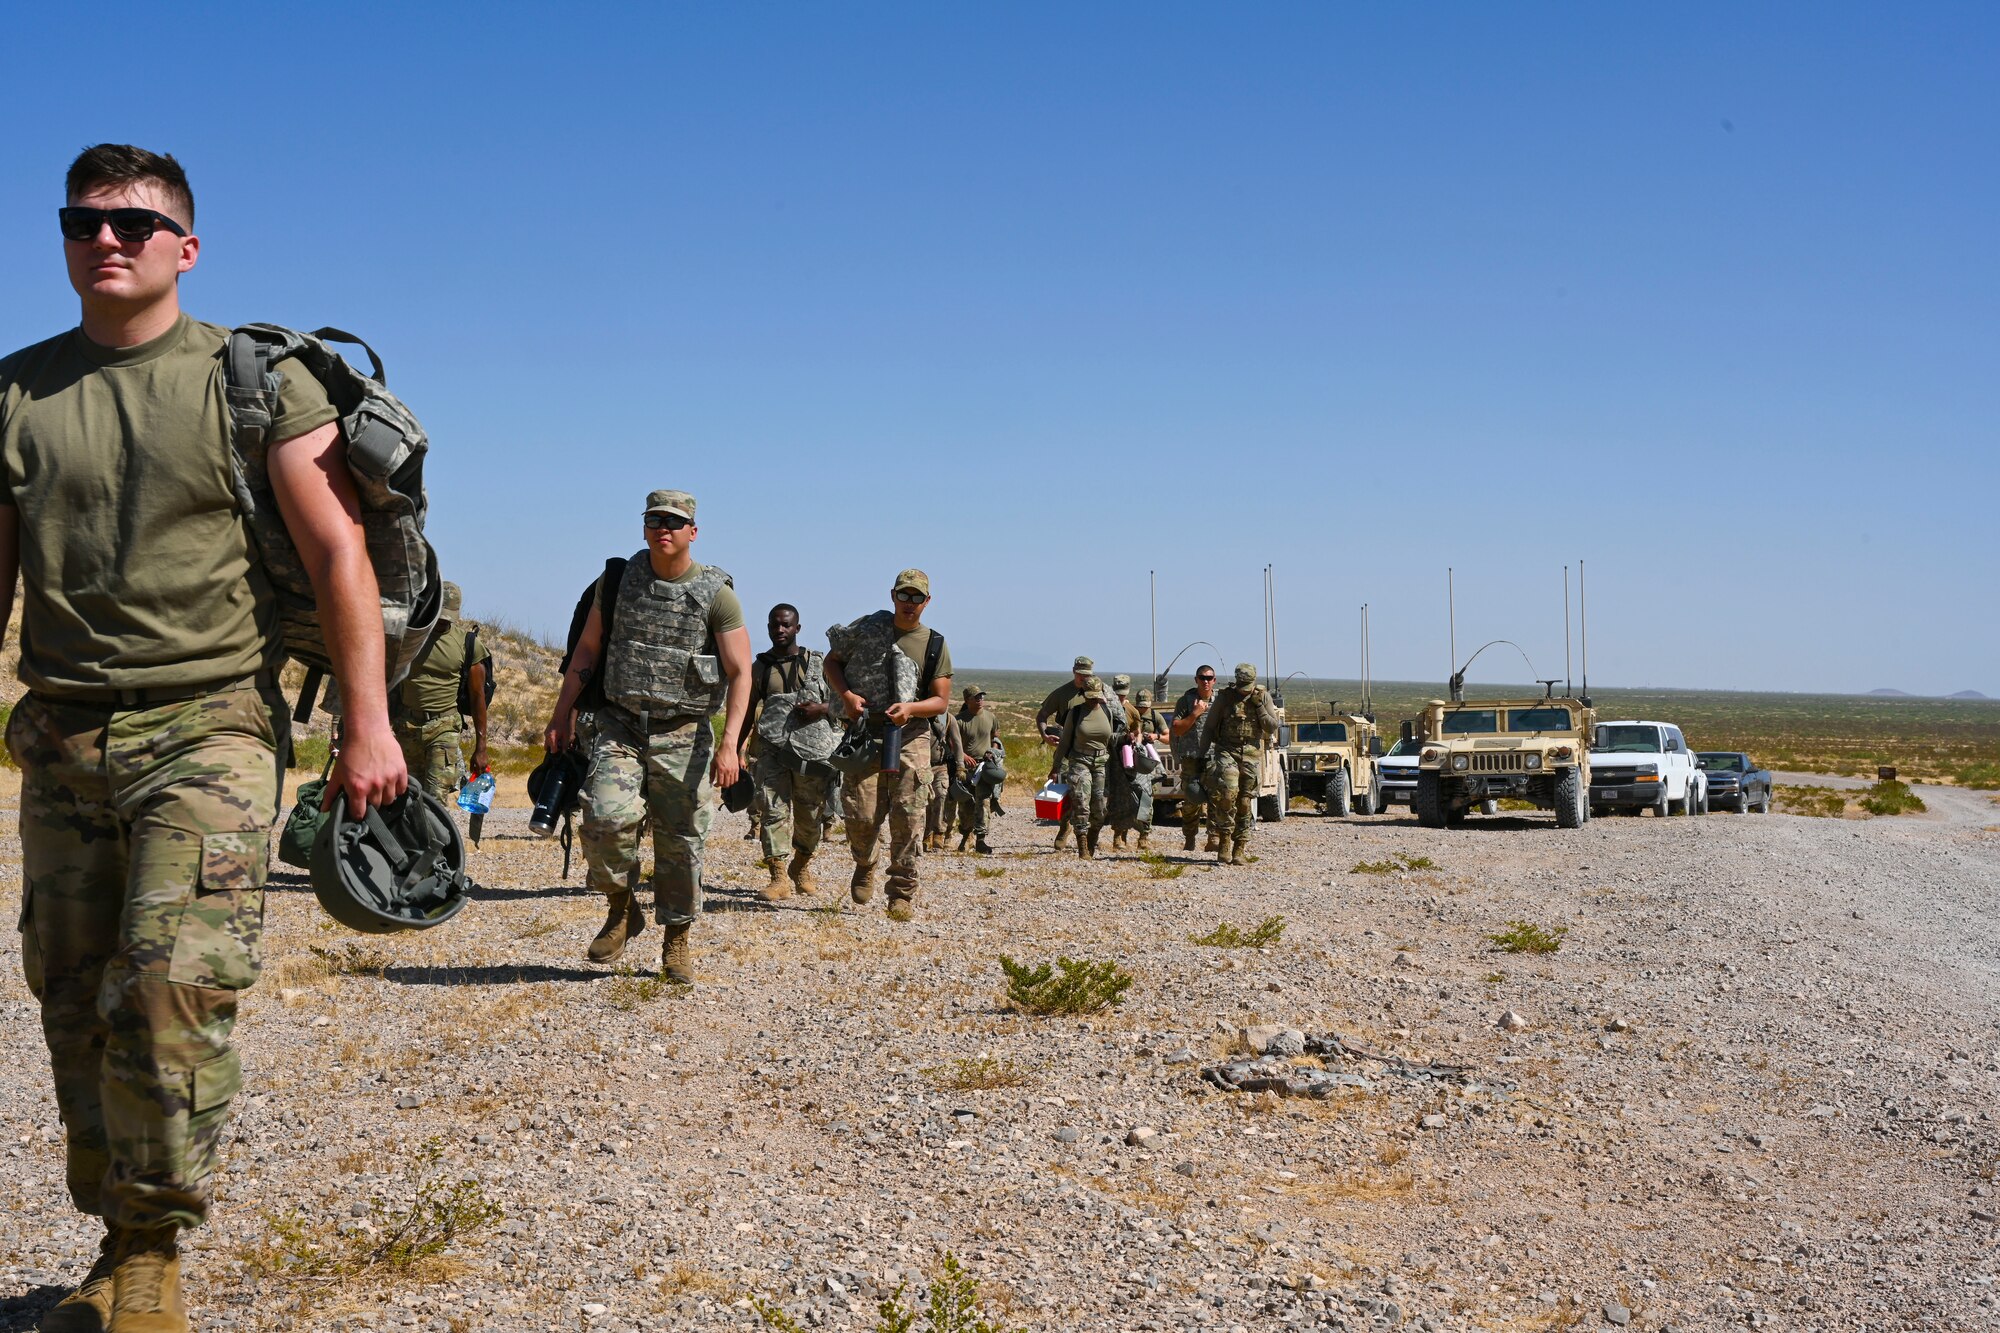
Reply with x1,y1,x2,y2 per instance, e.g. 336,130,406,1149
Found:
1587,720,1708,817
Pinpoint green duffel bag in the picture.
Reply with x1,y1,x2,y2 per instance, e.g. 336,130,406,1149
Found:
279,755,334,869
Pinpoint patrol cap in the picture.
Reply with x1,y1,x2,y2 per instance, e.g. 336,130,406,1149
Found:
1135,689,1154,706
1234,662,1257,686
644,489,696,520
1069,674,1101,702
1111,673,1131,693
893,569,930,596
964,683,986,699
1072,655,1094,671
439,581,462,621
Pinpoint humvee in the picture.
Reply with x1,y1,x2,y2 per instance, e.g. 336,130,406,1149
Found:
1285,712,1384,816
1149,675,1290,824
1411,691,1594,829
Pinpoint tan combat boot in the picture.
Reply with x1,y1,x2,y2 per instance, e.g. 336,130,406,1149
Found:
1053,825,1072,850
1204,830,1221,853
1183,826,1198,852
787,850,816,897
107,1226,186,1333
661,924,695,985
1229,840,1250,866
1077,831,1093,861
1112,829,1128,851
1215,837,1233,865
1136,828,1151,852
759,858,792,903
43,1229,117,1333
849,863,877,905
586,890,646,963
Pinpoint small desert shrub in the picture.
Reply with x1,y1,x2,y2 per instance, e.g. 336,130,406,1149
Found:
975,866,1006,879
1487,921,1568,954
606,967,671,1009
1189,915,1285,948
1350,853,1435,875
1858,779,1926,816
928,1055,1033,1091
757,1251,1015,1333
999,954,1133,1015
308,941,388,977
1139,852,1185,881
1776,785,1847,818
243,1138,501,1279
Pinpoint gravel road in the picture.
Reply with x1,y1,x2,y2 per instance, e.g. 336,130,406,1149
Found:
0,781,1995,1333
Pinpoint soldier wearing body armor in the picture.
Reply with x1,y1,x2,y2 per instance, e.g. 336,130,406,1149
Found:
1194,662,1282,865
544,489,752,982
392,581,491,806
741,603,836,900
1050,676,1121,858
1171,664,1220,851
824,570,953,921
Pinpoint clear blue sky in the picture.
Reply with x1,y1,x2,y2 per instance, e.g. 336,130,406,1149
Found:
4,4,1994,695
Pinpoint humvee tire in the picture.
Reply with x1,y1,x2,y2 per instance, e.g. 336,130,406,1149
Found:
1414,771,1448,829
1326,767,1351,818
1258,772,1287,823
1554,766,1586,828
1354,783,1377,816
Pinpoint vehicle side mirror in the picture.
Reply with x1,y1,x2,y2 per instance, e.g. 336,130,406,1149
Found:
1369,737,1385,757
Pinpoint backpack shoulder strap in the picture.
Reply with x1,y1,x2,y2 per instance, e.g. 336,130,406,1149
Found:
919,629,945,695
598,556,628,646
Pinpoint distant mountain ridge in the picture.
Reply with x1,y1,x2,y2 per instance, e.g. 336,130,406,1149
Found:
1867,687,1989,700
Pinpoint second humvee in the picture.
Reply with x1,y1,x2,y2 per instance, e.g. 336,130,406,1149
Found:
1411,692,1594,828
1285,712,1384,816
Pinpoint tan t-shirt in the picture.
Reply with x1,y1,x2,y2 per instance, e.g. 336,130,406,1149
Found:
0,315,337,696
398,619,490,719
955,707,997,762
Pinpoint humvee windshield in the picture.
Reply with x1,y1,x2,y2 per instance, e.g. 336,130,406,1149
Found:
1594,724,1663,753
1292,722,1349,743
1505,707,1573,732
1440,709,1499,735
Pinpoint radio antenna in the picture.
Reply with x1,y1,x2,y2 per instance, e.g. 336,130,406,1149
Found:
1149,569,1158,685
1563,564,1573,697
1447,567,1459,701
1578,558,1591,707
1268,564,1279,689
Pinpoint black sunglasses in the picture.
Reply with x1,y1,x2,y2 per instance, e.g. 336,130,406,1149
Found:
58,206,187,244
1196,673,1216,682
892,589,927,604
643,513,691,532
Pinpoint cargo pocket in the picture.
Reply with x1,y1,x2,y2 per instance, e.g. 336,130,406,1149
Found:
192,1048,242,1114
167,831,269,990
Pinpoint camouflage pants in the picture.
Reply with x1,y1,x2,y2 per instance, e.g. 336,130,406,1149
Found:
752,750,830,864
1177,751,1207,835
579,709,713,929
7,685,285,1231
1206,744,1263,845
924,763,951,839
840,738,931,901
1061,753,1109,842
395,714,465,805
951,766,993,839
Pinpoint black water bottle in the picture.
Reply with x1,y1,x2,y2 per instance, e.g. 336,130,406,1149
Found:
880,722,904,775
528,757,575,838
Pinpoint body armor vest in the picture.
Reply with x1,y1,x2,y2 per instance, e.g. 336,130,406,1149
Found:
601,552,733,718
825,611,919,712
1213,685,1267,748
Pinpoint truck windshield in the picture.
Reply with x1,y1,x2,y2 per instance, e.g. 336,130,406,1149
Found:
1696,753,1745,771
1439,710,1499,735
1506,707,1572,732
1386,737,1426,757
1292,722,1349,742
1594,725,1662,753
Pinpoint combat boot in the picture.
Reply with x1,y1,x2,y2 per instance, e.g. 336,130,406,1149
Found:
1077,833,1093,861
1183,826,1198,852
661,924,695,985
1229,841,1250,866
586,890,647,964
1215,837,1233,865
1136,828,1151,852
1053,825,1072,850
759,858,792,903
787,850,816,897
107,1226,185,1333
1112,830,1128,851
850,863,877,905
43,1229,116,1333
1204,830,1221,853
974,837,994,855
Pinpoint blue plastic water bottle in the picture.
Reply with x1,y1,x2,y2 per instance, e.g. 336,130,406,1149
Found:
457,770,495,815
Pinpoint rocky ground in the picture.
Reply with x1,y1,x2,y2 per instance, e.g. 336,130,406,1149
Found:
0,774,1996,1333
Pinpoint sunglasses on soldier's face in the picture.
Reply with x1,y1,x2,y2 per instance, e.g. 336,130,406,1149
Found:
58,206,187,243
643,513,691,532
893,590,926,604
1197,673,1216,683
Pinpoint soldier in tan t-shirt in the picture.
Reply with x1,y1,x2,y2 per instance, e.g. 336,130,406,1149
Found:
0,143,408,1331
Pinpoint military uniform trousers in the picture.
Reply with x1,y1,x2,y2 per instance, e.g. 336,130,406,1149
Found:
840,739,932,902
395,712,466,805
753,749,830,864
579,707,714,929
1206,744,1263,844
7,684,285,1232
924,761,951,840
951,769,993,839
1178,749,1209,837
1061,754,1110,841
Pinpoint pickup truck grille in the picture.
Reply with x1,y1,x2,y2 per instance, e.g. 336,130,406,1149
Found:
1468,752,1528,773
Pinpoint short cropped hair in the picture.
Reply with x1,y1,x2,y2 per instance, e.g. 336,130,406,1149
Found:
768,603,800,622
66,144,194,229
